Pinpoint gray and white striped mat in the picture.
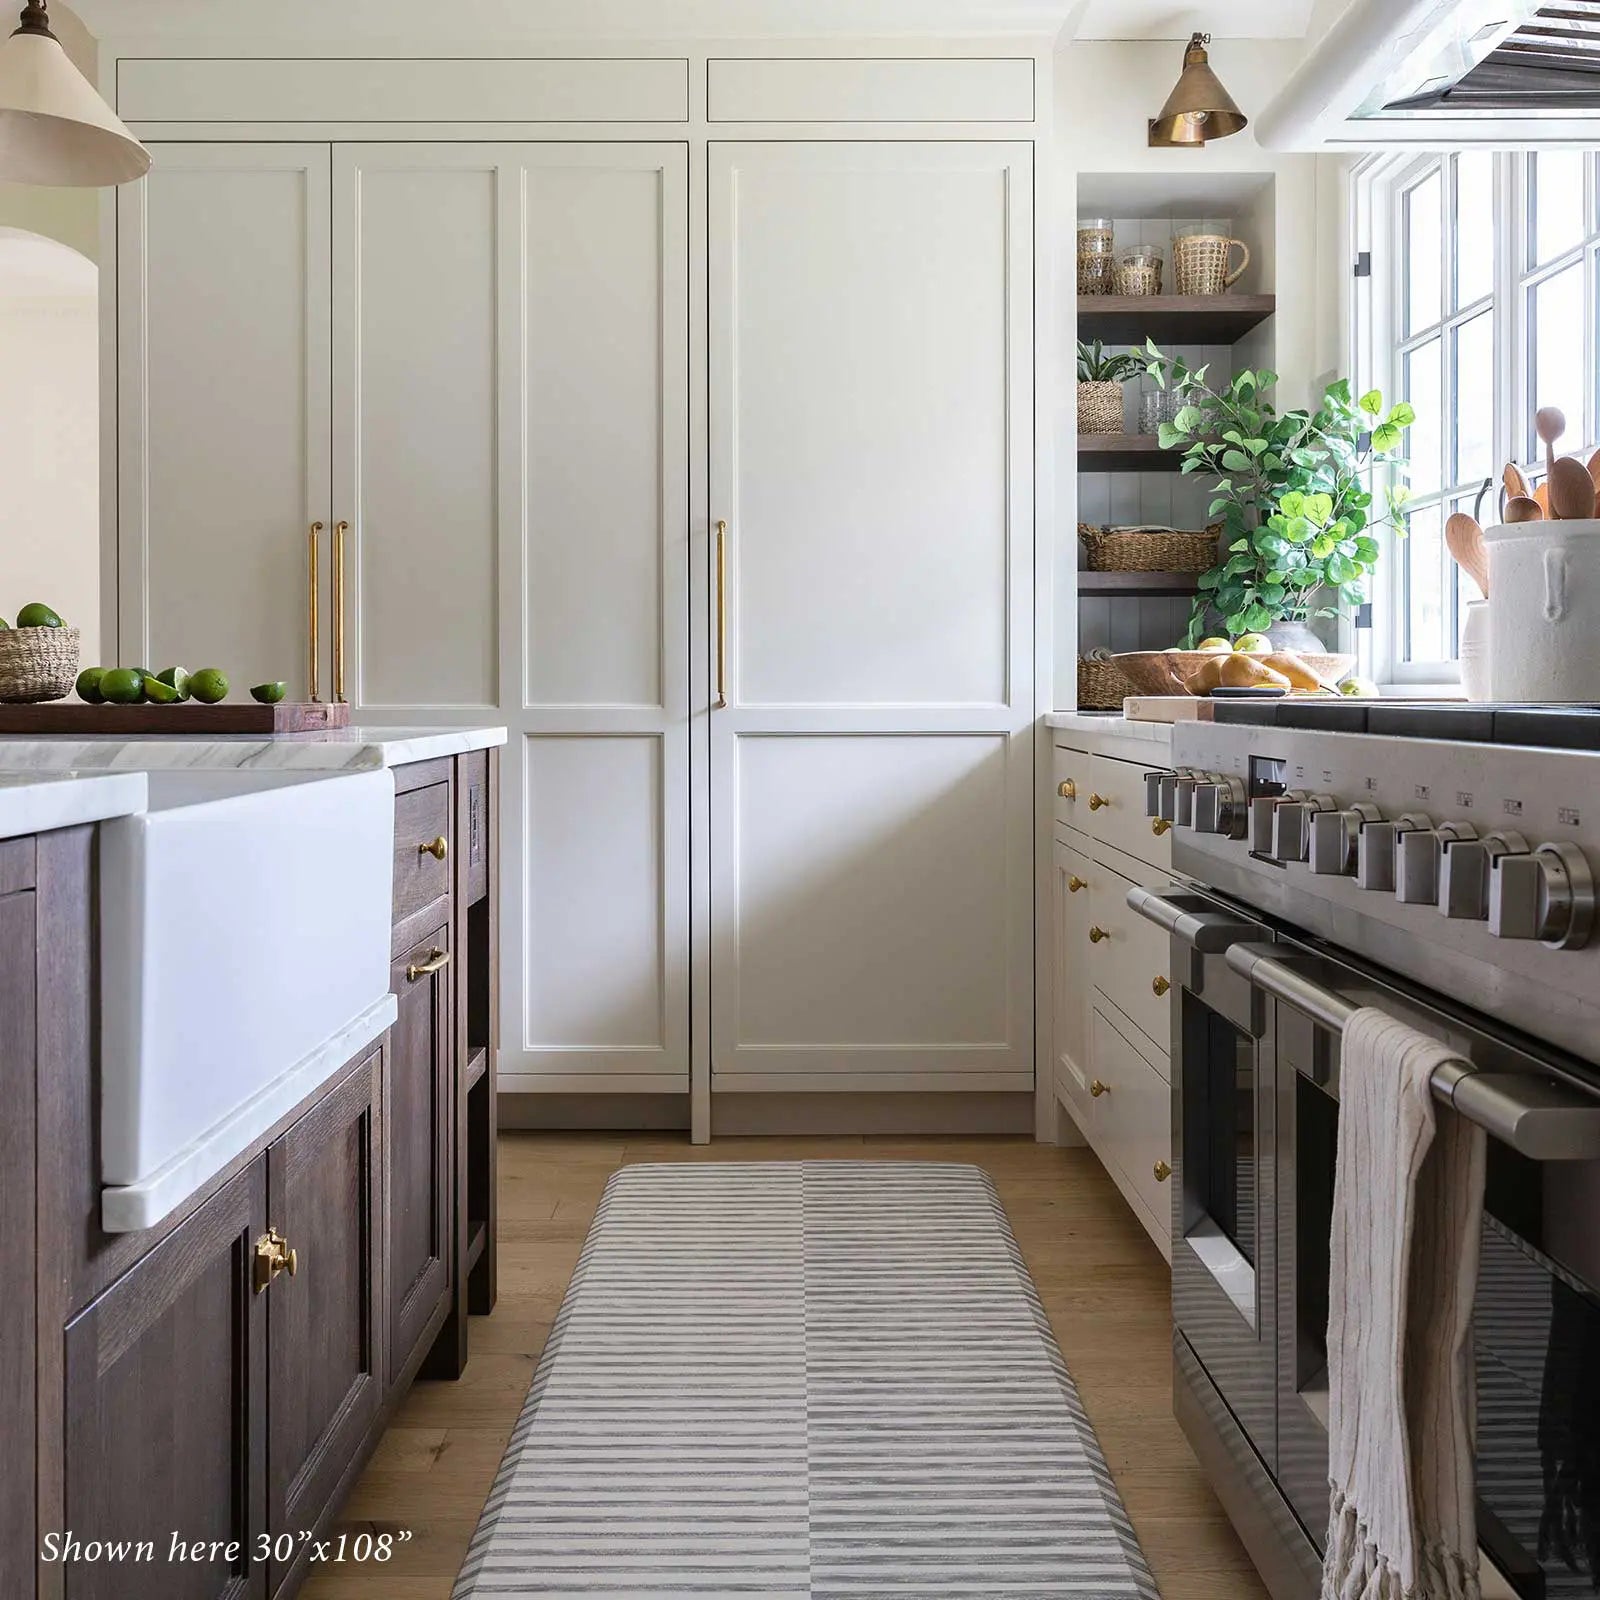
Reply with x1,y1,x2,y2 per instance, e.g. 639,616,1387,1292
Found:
454,1162,1159,1599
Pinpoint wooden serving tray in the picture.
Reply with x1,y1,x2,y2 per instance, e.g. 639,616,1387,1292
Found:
0,701,352,735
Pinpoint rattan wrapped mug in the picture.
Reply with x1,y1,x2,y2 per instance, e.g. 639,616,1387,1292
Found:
1172,229,1250,296
0,625,80,702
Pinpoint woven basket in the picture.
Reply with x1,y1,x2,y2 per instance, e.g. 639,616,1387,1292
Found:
1079,522,1220,573
1078,655,1133,711
0,626,80,703
1172,233,1250,296
1077,380,1125,435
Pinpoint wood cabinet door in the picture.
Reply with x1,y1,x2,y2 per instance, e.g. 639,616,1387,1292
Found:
118,144,332,695
265,1050,382,1596
388,927,452,1382
0,888,35,1600
62,1162,266,1600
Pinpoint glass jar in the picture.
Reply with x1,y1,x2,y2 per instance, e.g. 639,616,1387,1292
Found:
1115,244,1163,297
1076,218,1117,296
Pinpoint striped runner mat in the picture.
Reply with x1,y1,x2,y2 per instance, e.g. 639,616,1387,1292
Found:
454,1162,1159,1598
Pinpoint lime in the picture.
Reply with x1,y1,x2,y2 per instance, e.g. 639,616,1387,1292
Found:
142,676,180,704
75,667,106,705
249,681,287,705
16,602,63,629
189,668,229,704
0,617,8,629
156,666,191,701
100,668,146,705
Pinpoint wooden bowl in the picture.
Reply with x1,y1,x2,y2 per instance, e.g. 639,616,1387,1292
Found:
1111,649,1356,696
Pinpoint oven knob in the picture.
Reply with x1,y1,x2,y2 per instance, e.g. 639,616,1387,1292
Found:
1356,812,1430,892
1194,776,1248,840
1143,772,1166,819
1310,803,1382,876
1489,842,1597,949
1251,789,1305,855
1157,774,1180,823
1272,794,1336,864
1174,775,1199,828
1396,821,1477,906
1439,830,1528,920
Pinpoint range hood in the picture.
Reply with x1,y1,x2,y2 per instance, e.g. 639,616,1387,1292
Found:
1256,0,1600,149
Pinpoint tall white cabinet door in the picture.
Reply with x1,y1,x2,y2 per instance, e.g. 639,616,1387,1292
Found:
708,141,1034,1091
118,144,331,691
334,144,690,1090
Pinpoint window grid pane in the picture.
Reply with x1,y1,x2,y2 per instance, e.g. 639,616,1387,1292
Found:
1455,152,1494,309
1405,170,1442,337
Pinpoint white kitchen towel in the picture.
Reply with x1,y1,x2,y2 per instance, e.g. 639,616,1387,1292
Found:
1322,1007,1488,1600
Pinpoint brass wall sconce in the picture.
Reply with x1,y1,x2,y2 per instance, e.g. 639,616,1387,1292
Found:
1149,31,1248,148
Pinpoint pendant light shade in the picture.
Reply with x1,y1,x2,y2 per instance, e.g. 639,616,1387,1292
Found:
1148,32,1248,149
0,2,149,186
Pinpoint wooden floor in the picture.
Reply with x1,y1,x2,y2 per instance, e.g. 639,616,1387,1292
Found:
303,1132,1269,1600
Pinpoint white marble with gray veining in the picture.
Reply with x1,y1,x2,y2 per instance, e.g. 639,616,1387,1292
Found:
0,724,508,775
0,770,148,840
1044,711,1175,747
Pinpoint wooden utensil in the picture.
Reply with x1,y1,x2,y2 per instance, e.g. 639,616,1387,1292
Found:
1536,406,1566,476
1504,495,1545,523
1504,461,1533,501
1586,448,1600,495
1548,453,1597,520
1445,511,1490,597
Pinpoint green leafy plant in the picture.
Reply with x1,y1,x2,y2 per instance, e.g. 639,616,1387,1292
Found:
1144,342,1415,646
1077,339,1144,384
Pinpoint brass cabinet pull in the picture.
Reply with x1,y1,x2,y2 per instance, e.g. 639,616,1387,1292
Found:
1151,818,1173,836
1058,778,1077,800
332,520,349,704
1067,874,1086,893
407,947,451,983
307,522,323,703
714,518,728,710
1089,1078,1110,1098
1089,925,1109,943
252,1227,298,1294
1152,975,1171,996
1088,793,1110,810
419,835,449,862
1153,1160,1172,1182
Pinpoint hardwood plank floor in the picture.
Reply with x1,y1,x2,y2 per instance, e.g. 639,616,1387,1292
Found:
303,1132,1268,1600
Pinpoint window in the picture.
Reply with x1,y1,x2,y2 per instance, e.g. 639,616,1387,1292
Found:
1354,150,1600,685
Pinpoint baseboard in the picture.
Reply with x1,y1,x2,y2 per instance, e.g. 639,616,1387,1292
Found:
712,1091,1034,1136
498,1093,690,1131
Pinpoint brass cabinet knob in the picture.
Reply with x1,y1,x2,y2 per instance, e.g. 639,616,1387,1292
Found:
1151,818,1173,836
419,835,449,861
1152,975,1171,996
1089,1078,1110,1098
1058,778,1077,800
1067,874,1086,893
1088,925,1109,943
1088,793,1110,811
1153,1160,1172,1182
252,1227,298,1294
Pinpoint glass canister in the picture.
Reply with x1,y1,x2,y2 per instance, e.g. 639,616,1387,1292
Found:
1115,244,1163,297
1076,217,1116,296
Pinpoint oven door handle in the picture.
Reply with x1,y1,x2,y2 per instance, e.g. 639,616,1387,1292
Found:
1126,885,1261,953
1225,942,1600,1162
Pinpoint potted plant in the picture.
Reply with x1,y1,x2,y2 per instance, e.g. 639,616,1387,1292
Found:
1077,340,1143,436
1144,343,1416,651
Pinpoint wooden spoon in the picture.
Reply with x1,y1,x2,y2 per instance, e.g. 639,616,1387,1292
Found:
1586,448,1600,495
1445,511,1490,597
1548,453,1597,520
1504,495,1545,523
1504,461,1533,501
1536,406,1567,476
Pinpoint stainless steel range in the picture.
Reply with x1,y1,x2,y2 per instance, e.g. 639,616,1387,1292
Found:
1130,701,1600,1600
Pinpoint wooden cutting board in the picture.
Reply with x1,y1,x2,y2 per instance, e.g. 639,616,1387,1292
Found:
0,701,351,735
1122,695,1216,723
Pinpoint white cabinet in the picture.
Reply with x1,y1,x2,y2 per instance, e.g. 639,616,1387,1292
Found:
1052,834,1094,1126
707,140,1035,1091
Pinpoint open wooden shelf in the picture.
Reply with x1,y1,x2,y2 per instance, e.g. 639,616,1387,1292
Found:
1077,433,1185,472
1078,293,1275,345
464,1045,488,1092
1078,569,1203,597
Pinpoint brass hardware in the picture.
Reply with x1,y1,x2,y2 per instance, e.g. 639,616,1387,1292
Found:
1151,818,1173,836
252,1227,297,1294
1088,793,1110,811
1067,874,1086,893
1148,32,1248,149
1152,975,1171,997
1089,1079,1109,1098
1153,1159,1172,1182
406,947,451,983
714,518,728,710
1058,779,1077,800
332,520,349,704
307,522,323,703
1089,925,1109,943
419,835,449,862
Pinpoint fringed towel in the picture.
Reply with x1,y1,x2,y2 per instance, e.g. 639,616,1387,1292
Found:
1322,1008,1488,1600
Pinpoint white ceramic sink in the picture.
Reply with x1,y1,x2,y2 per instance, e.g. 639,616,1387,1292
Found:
99,767,395,1200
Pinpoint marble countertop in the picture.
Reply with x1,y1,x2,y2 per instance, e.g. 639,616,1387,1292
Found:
1045,711,1174,745
0,770,148,841
0,724,508,774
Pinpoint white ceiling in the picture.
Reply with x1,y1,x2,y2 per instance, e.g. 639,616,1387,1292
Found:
1071,0,1318,39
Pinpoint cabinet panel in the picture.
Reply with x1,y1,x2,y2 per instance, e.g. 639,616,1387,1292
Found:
1092,1006,1172,1251
266,1052,381,1595
1087,752,1172,873
388,928,451,1380
1089,861,1174,1070
63,1162,265,1600
1052,838,1093,1129
1053,743,1089,834
119,145,330,695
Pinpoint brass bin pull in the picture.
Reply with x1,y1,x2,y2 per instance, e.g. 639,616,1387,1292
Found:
307,523,323,703
332,519,349,705
714,518,728,710
253,1227,298,1294
407,948,451,983
419,835,449,862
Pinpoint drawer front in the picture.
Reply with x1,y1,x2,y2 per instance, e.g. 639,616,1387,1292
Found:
1052,743,1089,834
393,781,452,928
1087,751,1170,871
1052,836,1095,1130
1088,865,1174,1068
1092,1006,1173,1242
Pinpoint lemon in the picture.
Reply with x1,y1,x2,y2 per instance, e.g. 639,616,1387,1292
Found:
100,668,146,705
75,667,106,705
249,681,287,705
189,668,229,704
142,676,180,704
16,602,63,628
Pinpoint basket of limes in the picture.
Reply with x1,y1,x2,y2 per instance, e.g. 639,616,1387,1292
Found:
0,604,80,702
